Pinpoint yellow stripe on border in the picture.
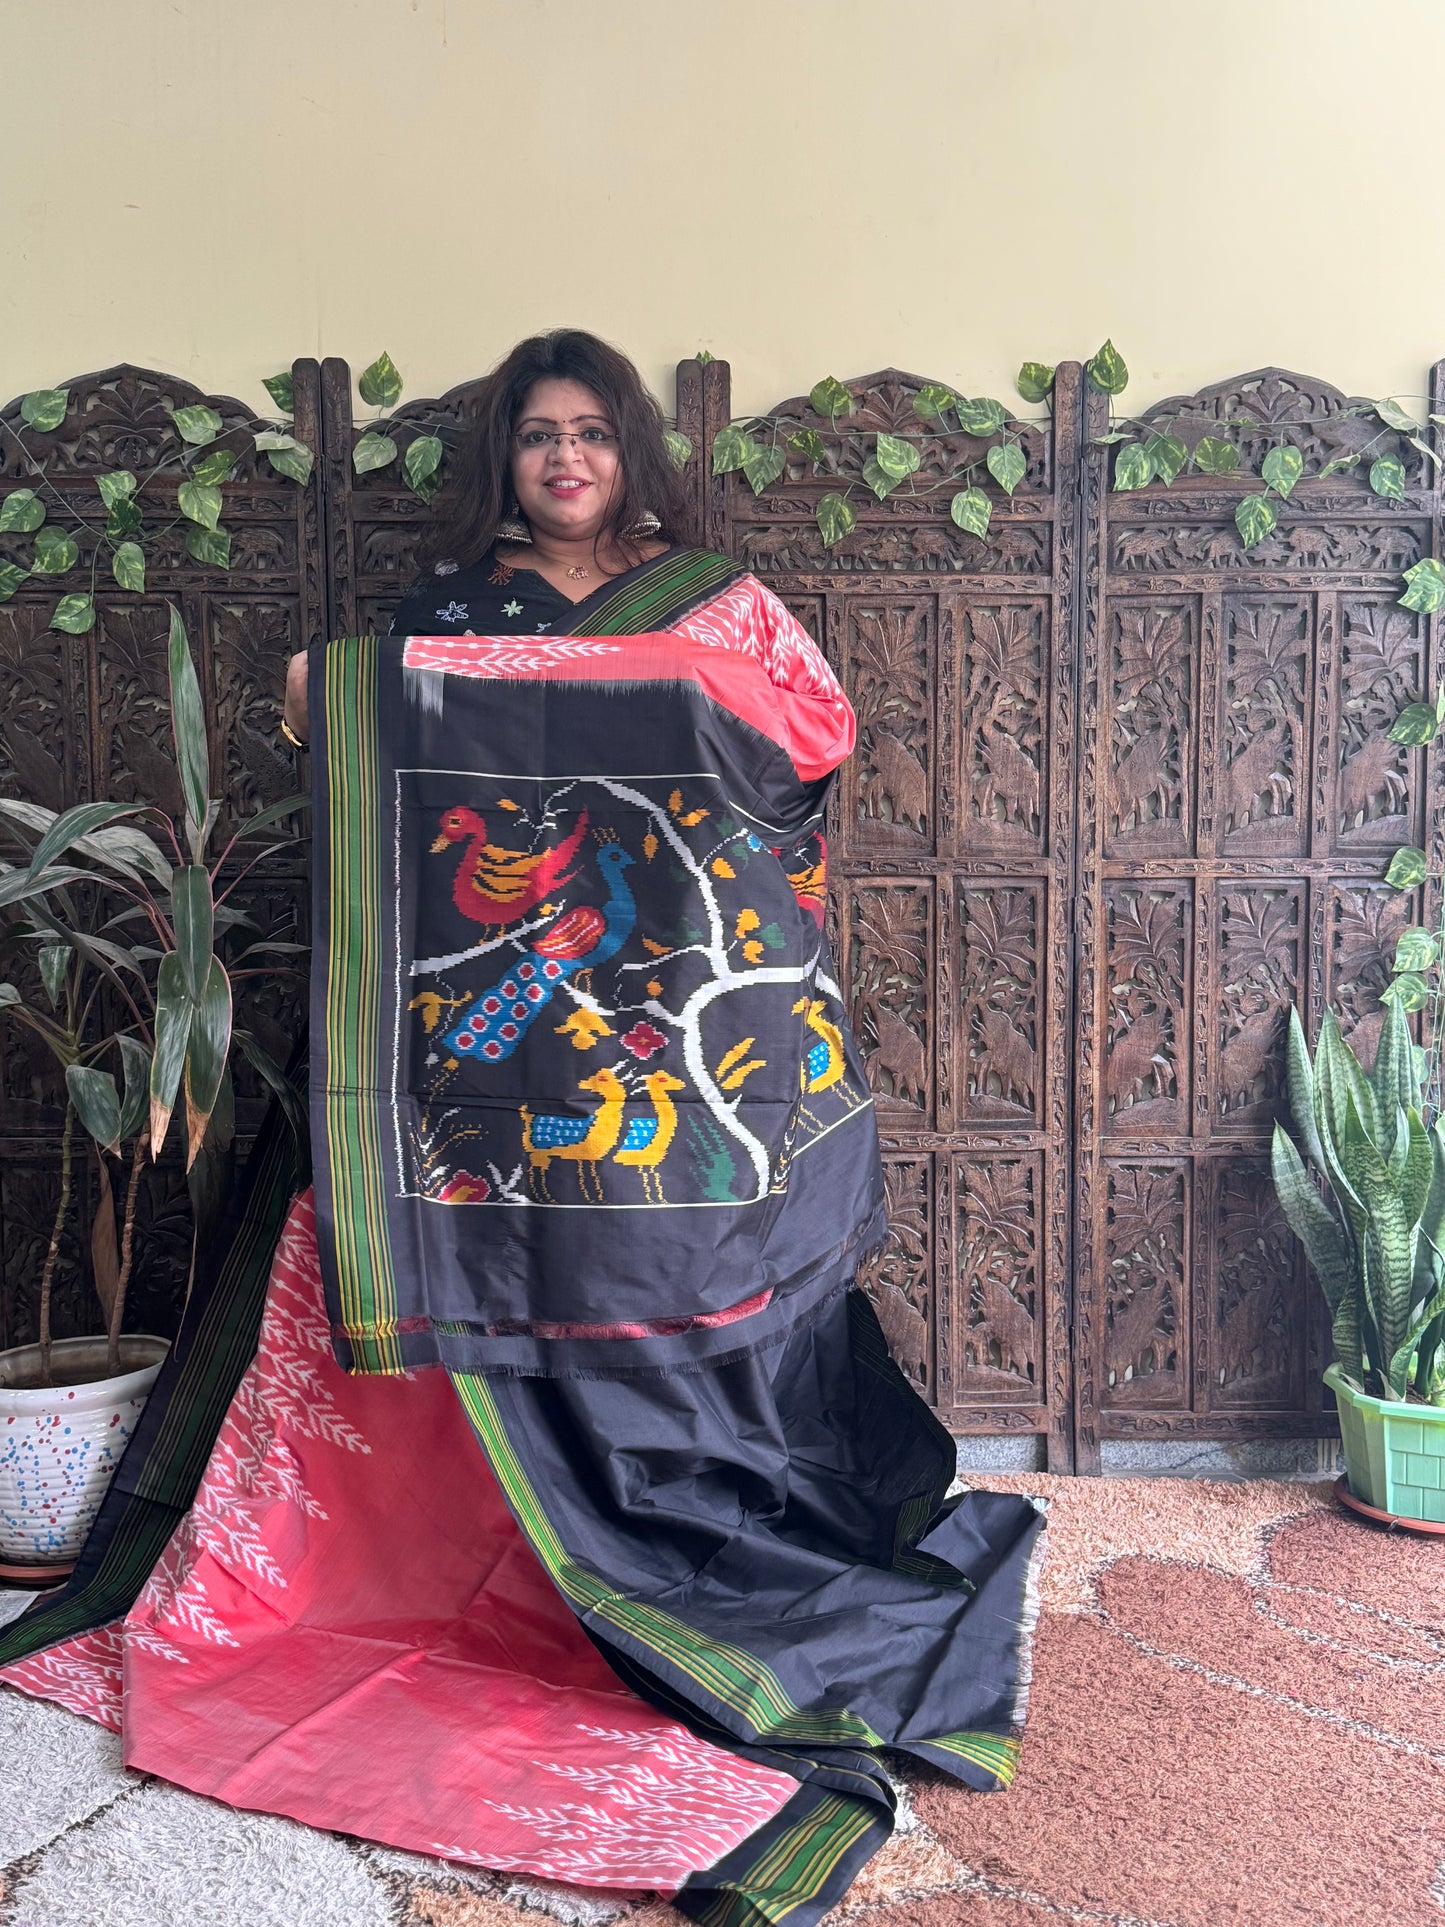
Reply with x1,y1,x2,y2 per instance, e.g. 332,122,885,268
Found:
919,1730,1021,1787
692,1793,878,1927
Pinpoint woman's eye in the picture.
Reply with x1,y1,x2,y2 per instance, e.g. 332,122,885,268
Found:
518,430,550,448
582,427,613,443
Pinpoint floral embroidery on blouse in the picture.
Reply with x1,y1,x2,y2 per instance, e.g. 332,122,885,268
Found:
501,599,523,617
488,564,515,586
433,560,460,576
435,601,469,622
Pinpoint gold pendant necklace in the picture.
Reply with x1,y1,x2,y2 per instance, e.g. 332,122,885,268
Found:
565,565,589,580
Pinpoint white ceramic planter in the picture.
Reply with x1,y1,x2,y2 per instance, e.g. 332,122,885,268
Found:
0,1335,168,1568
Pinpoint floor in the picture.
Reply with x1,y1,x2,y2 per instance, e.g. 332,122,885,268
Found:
1,1472,1440,1927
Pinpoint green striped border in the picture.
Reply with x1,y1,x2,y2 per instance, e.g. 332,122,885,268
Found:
571,549,742,637
684,1791,881,1927
322,634,402,1372
913,1728,1021,1789
450,1371,880,1748
892,1488,974,1592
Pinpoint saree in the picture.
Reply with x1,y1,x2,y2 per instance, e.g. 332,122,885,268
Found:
0,549,1046,1927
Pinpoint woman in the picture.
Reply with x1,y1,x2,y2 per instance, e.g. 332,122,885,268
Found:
7,332,1044,1927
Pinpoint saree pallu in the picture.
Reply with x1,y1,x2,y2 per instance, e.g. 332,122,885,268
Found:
311,553,887,1378
0,552,1046,1927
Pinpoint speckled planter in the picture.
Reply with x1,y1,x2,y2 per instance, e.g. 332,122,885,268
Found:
0,1335,168,1569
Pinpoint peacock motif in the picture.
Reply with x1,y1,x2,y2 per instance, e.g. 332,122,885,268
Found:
613,1069,686,1202
793,995,846,1092
780,831,828,928
521,1066,628,1201
405,771,870,1212
445,844,637,1063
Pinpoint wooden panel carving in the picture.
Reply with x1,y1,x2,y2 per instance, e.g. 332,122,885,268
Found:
959,602,1046,854
1219,597,1310,853
856,1156,932,1394
848,882,933,1122
0,611,77,813
1075,361,1444,1467
843,600,934,851
956,1155,1043,1407
1208,1158,1303,1411
959,886,1041,1127
1333,596,1423,850
704,362,1080,1464
1104,598,1197,855
1214,884,1301,1133
1322,882,1415,1063
1102,1163,1186,1408
1103,884,1190,1131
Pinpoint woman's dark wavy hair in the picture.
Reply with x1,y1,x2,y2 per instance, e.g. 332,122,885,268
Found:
419,329,690,569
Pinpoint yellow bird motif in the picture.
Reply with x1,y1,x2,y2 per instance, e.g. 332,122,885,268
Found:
793,996,846,1093
612,1069,686,1202
521,1067,628,1201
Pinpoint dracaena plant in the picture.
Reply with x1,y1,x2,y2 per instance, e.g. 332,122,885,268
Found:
1271,1000,1445,1406
0,605,308,1383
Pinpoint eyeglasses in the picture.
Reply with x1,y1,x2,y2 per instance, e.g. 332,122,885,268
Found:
514,427,618,451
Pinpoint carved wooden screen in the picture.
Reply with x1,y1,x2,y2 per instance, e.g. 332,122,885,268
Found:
1073,366,1445,1470
7,352,1443,1477
699,362,1082,1469
0,362,324,1352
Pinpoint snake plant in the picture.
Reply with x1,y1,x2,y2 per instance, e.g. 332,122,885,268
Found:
1272,1000,1445,1405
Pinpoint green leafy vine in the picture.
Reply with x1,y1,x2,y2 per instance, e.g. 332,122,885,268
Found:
0,375,318,632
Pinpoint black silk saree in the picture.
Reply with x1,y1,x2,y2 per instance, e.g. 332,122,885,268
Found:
314,548,1047,1916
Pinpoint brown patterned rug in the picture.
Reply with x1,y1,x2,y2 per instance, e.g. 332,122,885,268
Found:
2,1474,1441,1927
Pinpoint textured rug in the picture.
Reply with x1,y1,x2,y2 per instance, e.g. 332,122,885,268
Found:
1,1472,1441,1927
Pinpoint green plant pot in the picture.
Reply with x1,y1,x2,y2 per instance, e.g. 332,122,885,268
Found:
1324,1364,1445,1524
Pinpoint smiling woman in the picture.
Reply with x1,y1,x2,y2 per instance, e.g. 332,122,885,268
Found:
283,330,692,738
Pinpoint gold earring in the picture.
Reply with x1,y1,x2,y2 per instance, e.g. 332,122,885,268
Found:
623,510,661,539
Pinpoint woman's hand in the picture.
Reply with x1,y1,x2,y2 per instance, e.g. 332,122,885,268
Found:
283,650,309,745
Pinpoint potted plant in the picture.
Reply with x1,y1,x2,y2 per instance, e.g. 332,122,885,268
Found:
1272,998,1445,1524
0,605,307,1578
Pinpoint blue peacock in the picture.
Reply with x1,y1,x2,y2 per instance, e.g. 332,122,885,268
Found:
445,843,637,1064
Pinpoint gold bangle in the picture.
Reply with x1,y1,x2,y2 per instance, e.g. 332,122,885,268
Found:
280,718,308,750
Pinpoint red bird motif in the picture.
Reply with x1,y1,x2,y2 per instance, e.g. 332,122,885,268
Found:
431,805,590,929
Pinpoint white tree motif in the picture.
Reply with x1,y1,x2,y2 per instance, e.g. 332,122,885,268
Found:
130,1200,372,1662
429,1718,793,1885
2,1623,125,1727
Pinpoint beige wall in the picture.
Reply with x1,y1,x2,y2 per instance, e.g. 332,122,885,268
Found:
4,0,1443,421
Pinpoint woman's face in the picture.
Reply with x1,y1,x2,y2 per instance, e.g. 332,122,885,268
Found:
509,377,622,544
